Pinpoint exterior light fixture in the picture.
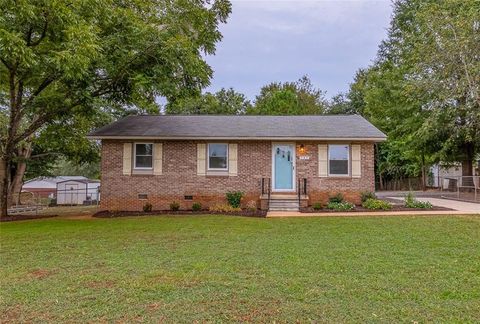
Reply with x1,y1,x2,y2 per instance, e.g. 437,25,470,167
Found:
299,144,305,154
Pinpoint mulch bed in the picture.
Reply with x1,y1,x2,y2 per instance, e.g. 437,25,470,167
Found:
300,205,453,213
1,214,57,222
93,209,267,218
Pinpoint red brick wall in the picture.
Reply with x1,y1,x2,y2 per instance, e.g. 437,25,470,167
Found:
100,140,375,211
101,140,271,211
295,142,375,205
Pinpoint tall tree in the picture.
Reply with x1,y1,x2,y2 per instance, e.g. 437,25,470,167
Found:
166,88,251,114
248,75,327,115
0,0,231,216
407,0,480,176
353,0,479,189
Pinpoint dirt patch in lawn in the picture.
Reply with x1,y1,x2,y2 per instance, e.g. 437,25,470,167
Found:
234,301,282,322
86,280,116,289
1,214,57,222
93,209,267,218
146,302,167,312
28,268,57,280
1,304,23,323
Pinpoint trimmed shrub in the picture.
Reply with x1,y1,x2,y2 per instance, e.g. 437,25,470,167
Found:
209,204,242,213
362,198,392,210
226,191,244,208
360,191,376,203
192,202,202,211
245,200,257,212
329,193,344,204
404,192,415,207
169,201,180,211
412,201,433,209
404,192,433,209
143,202,153,212
327,201,355,211
312,202,322,210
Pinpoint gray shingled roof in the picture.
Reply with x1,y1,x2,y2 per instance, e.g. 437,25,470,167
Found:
88,115,386,141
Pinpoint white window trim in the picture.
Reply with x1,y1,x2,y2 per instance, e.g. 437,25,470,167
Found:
134,142,154,170
207,143,229,171
328,144,350,177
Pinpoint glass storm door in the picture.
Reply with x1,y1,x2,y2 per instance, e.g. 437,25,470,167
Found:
273,144,295,191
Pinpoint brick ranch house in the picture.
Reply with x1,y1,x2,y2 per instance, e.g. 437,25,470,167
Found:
88,115,386,211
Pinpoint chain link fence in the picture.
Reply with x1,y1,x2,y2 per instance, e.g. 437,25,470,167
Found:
436,175,480,202
8,187,101,215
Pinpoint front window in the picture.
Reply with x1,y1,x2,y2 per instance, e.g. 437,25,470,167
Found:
329,144,349,176
134,143,153,169
208,143,228,170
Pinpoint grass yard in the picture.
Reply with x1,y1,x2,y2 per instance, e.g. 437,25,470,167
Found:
1,215,480,322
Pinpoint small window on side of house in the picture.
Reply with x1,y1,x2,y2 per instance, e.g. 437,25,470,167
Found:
328,144,349,176
208,143,228,170
134,143,153,169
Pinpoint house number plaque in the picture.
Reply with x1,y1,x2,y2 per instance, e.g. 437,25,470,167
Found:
299,156,310,160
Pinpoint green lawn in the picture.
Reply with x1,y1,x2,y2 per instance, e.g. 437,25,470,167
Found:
1,215,480,322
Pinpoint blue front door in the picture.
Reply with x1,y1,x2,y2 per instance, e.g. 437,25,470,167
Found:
274,144,294,190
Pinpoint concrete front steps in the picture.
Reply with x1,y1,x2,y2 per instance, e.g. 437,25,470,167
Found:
268,194,300,212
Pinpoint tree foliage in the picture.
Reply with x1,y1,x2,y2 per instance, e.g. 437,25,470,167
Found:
166,88,251,114
0,0,231,215
248,76,327,115
341,0,480,188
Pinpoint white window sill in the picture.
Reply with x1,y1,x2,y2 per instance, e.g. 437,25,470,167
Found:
206,171,229,176
318,175,351,179
132,169,153,175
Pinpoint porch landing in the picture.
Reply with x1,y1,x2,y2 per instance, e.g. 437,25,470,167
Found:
261,194,308,212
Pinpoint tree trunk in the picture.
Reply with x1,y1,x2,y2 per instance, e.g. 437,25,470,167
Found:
462,156,473,177
374,143,383,190
461,143,474,188
421,154,427,191
9,144,33,206
0,157,9,218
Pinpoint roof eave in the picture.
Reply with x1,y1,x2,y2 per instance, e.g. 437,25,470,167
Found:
87,135,387,142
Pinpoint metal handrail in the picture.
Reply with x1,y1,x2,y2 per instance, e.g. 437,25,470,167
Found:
261,177,272,210
268,178,271,209
297,179,301,206
297,178,307,207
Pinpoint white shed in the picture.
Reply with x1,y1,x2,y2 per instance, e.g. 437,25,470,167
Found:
56,179,101,205
22,176,89,198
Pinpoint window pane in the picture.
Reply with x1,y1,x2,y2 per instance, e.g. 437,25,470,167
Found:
209,156,227,169
209,144,228,169
330,160,348,175
329,145,349,175
136,144,153,156
135,155,152,168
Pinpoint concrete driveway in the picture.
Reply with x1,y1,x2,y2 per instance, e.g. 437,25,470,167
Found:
386,196,480,213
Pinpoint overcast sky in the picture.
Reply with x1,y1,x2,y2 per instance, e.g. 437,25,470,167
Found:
205,0,393,100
